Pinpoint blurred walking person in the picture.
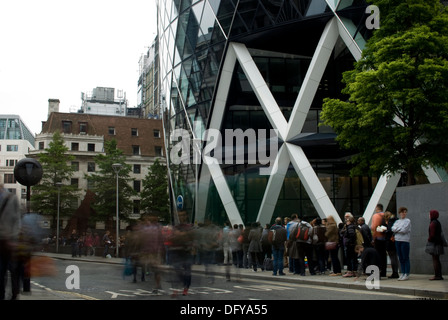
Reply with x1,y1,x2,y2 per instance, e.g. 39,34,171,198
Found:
0,183,21,300
169,211,195,296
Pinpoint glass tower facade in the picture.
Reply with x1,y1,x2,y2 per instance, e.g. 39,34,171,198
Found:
157,0,394,226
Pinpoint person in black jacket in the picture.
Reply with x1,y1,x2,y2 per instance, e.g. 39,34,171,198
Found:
355,244,382,279
357,217,372,247
384,211,399,278
342,216,357,277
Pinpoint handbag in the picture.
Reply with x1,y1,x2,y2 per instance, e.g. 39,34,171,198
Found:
325,241,337,250
425,241,435,255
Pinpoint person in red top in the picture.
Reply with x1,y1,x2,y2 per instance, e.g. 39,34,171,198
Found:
427,209,445,280
370,204,387,277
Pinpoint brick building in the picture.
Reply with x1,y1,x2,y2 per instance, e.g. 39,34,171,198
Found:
28,108,165,233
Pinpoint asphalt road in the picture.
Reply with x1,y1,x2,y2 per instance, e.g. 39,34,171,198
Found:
27,259,421,301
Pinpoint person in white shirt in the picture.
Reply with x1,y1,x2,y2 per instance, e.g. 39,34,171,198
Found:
391,207,411,280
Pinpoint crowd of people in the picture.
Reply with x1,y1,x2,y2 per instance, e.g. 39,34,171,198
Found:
0,177,447,299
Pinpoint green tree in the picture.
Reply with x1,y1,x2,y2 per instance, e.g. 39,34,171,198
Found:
140,158,169,222
31,131,79,228
86,139,135,229
321,0,448,185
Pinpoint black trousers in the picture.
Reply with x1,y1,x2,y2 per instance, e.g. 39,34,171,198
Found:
0,240,20,300
374,239,387,277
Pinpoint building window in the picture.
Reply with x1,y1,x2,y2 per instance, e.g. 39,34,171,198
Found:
132,145,140,155
88,143,95,152
6,159,17,167
133,164,141,174
133,180,141,192
133,200,140,214
62,121,72,133
38,142,45,150
155,146,163,157
71,161,79,171
4,174,15,183
131,128,138,136
79,122,88,134
71,143,79,151
71,178,79,187
108,127,115,135
87,179,94,190
153,129,160,138
6,145,18,152
87,162,95,172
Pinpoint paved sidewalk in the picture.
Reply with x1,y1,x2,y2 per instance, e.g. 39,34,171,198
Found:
18,252,448,300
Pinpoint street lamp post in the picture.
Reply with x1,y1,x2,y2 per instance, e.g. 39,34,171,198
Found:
112,163,122,258
55,182,63,253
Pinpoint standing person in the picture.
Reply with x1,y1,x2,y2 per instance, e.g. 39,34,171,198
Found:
357,217,372,248
84,230,95,256
286,214,300,273
385,211,399,279
291,218,315,276
241,224,251,269
311,218,327,274
229,224,243,268
342,216,357,277
261,223,272,261
426,209,446,280
269,217,287,276
325,216,341,276
102,230,112,258
391,207,411,281
248,222,263,271
371,203,387,277
0,183,21,300
70,229,79,258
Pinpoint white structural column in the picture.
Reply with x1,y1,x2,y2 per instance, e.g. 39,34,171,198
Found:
286,143,341,223
256,145,291,224
198,10,444,228
232,42,288,140
204,155,244,227
202,18,344,227
286,17,339,140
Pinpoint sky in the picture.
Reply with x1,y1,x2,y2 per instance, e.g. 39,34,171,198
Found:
0,0,158,134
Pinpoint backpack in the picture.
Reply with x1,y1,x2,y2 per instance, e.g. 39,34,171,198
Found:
269,226,287,245
355,227,364,246
295,223,310,243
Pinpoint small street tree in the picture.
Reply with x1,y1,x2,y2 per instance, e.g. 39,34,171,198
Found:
86,139,135,231
31,131,79,228
321,0,448,185
140,158,170,222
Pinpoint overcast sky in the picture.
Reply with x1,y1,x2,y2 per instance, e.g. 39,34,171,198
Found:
0,0,157,134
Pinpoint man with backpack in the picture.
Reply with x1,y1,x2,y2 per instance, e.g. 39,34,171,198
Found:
289,218,315,276
269,217,287,276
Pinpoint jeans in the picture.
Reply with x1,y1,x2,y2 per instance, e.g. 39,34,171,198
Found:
272,247,284,274
395,241,410,275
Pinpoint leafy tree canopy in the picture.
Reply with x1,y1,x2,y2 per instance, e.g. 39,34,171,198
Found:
321,0,448,184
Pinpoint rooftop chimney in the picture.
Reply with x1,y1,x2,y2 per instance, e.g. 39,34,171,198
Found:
48,99,60,116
